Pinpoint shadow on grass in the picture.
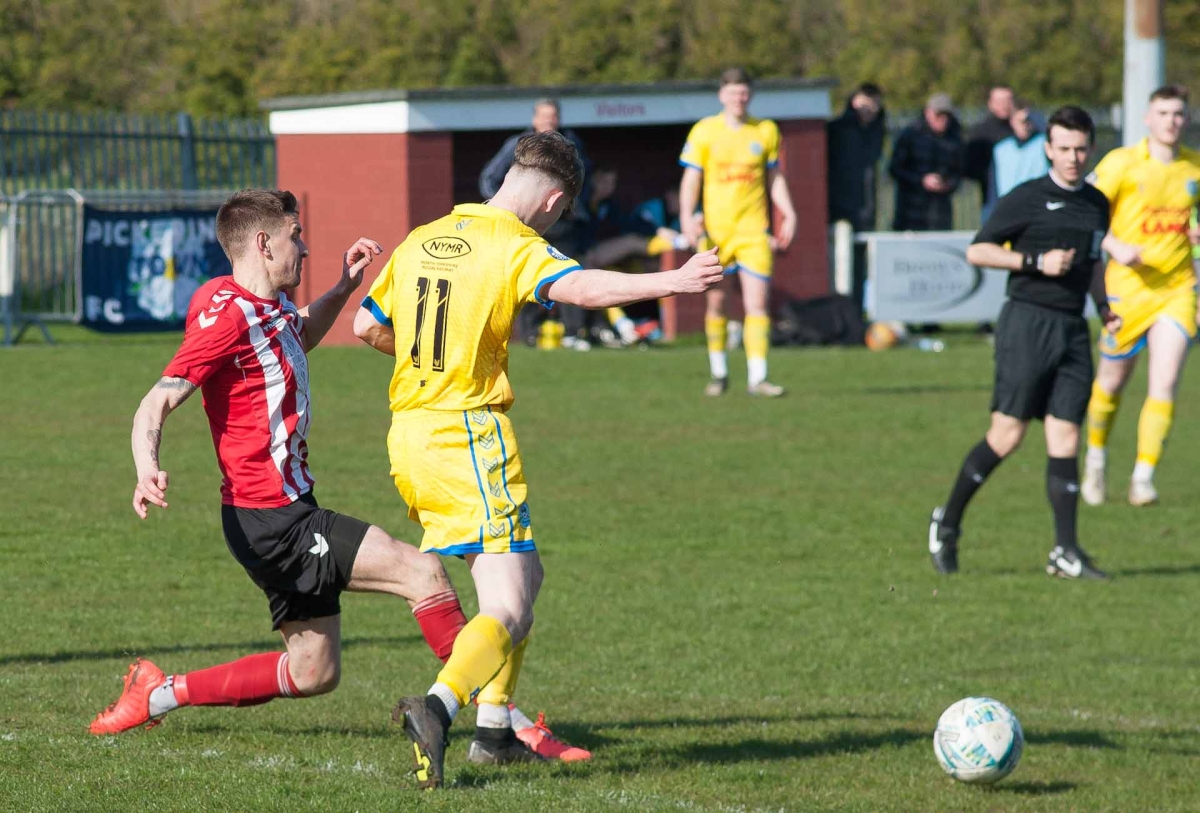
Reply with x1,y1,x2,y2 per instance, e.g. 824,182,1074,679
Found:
0,634,422,667
1026,730,1121,750
1108,563,1200,578
991,780,1077,795
857,384,991,396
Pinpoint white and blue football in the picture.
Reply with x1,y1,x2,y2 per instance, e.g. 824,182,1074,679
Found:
933,697,1024,784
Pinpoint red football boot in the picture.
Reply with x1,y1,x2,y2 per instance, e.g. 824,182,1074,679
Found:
89,659,168,735
513,710,592,762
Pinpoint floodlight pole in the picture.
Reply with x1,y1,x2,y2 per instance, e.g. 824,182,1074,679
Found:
1122,0,1165,145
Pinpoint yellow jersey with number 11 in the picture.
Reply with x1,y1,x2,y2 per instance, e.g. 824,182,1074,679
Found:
361,203,581,413
679,115,780,239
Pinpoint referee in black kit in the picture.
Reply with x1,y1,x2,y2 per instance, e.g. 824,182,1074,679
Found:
927,105,1121,580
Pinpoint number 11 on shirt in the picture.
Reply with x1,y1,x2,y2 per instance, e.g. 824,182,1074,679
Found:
411,276,451,371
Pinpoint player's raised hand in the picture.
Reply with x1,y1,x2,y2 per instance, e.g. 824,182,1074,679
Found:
342,238,385,288
672,247,723,294
1041,248,1075,277
132,470,169,519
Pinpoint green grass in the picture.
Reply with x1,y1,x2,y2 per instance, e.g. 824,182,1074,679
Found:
3,329,1199,812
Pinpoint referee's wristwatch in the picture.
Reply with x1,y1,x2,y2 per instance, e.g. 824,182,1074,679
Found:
1021,253,1043,273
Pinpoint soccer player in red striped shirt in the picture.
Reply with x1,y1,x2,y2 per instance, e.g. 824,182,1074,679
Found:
89,190,476,734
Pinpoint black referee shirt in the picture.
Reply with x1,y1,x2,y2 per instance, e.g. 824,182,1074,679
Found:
972,174,1110,314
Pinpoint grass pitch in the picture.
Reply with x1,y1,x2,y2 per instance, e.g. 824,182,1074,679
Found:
2,329,1199,812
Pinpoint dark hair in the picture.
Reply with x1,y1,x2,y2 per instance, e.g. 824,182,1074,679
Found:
719,67,753,88
216,189,298,259
988,84,1013,97
1046,105,1095,144
856,82,883,100
1150,84,1189,104
1012,97,1033,114
513,130,584,204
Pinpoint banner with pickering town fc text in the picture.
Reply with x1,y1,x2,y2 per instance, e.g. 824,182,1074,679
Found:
80,206,230,329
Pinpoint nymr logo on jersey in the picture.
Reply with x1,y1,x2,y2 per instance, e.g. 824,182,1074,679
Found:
748,141,763,156
546,245,571,262
422,236,472,259
1188,180,1199,198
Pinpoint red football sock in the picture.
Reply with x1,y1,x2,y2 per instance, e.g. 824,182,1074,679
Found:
412,590,467,663
174,652,301,707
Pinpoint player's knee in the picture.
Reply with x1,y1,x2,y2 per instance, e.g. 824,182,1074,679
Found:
987,423,1024,457
402,545,452,596
292,660,340,696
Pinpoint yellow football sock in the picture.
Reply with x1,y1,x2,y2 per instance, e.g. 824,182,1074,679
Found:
744,314,771,361
606,307,627,325
705,316,728,354
1136,397,1174,467
435,615,512,707
1086,382,1121,450
476,636,528,707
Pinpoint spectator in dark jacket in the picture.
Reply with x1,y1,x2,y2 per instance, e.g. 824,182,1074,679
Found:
889,93,965,231
965,85,1015,205
827,82,886,231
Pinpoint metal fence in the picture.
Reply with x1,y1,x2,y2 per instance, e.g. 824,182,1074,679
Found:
0,110,274,195
2,189,233,344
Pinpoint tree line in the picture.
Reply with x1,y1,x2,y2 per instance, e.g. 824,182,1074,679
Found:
3,0,1199,119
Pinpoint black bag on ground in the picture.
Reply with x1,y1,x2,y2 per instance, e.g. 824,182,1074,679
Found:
771,295,866,347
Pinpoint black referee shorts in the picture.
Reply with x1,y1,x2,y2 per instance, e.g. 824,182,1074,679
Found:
991,299,1093,425
221,492,369,630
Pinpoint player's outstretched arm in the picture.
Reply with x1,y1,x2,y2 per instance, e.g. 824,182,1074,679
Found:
298,238,384,352
352,306,396,356
545,247,723,309
131,377,198,519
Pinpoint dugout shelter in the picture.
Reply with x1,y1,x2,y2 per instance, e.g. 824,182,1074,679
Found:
263,79,834,346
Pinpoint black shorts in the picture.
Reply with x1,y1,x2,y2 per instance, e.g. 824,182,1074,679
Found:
991,299,1093,424
221,492,369,630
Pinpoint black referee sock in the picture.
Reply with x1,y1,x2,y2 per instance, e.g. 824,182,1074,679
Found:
941,439,1004,529
1046,456,1080,550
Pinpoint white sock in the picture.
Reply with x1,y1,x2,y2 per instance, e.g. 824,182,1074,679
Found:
476,702,512,729
427,682,460,723
510,705,536,731
1086,446,1107,468
709,351,728,379
747,357,767,387
1132,461,1155,482
148,676,180,718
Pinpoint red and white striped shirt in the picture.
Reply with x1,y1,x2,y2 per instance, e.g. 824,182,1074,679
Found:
163,276,314,508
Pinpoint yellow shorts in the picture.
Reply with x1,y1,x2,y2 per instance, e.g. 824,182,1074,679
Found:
387,406,534,556
1100,278,1197,359
698,231,773,280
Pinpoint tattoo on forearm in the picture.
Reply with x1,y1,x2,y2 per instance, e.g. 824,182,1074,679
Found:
147,428,162,467
154,376,197,407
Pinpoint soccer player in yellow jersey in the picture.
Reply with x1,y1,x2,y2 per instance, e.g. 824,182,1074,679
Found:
1082,85,1200,507
352,131,723,789
679,67,798,397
